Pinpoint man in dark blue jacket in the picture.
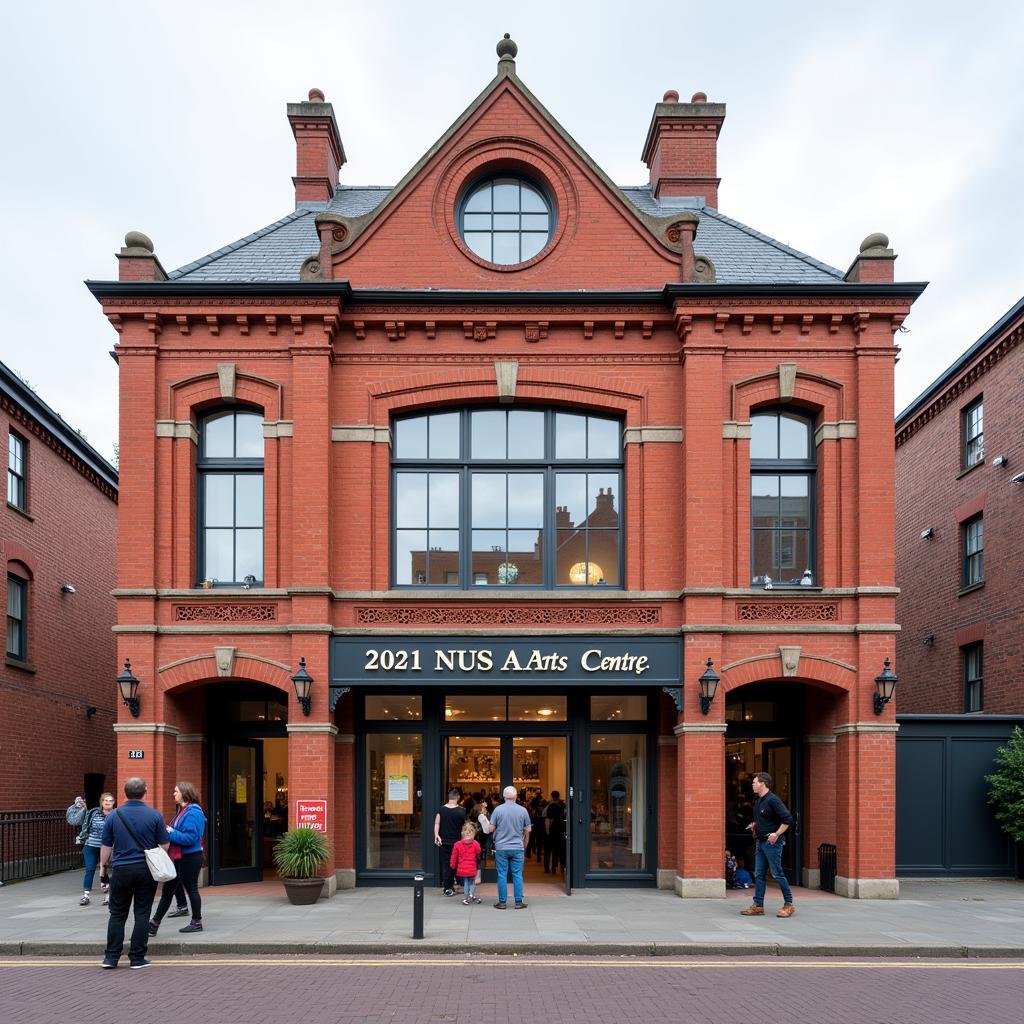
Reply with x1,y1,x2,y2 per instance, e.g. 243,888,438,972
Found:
98,777,169,969
740,771,795,918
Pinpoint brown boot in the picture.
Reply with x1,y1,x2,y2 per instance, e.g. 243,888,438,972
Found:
740,903,765,916
777,903,795,918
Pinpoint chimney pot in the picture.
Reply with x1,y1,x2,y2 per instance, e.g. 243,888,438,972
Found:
663,89,680,103
308,88,325,102
691,91,707,103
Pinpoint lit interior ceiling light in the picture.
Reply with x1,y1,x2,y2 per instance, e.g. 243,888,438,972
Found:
537,708,554,717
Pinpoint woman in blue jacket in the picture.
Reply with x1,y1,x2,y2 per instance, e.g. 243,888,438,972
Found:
149,781,207,934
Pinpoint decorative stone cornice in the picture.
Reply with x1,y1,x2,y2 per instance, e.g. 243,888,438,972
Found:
834,722,900,735
113,722,180,735
286,722,339,735
673,722,728,734
331,425,392,444
622,426,683,445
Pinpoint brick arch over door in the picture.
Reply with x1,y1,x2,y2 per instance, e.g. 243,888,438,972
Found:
158,652,294,696
721,652,856,695
730,367,845,424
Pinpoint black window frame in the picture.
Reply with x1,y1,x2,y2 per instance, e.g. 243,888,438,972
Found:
457,174,556,266
749,409,817,588
390,407,624,590
963,642,983,713
6,573,27,661
961,398,984,470
7,430,26,511
961,514,984,588
196,408,265,588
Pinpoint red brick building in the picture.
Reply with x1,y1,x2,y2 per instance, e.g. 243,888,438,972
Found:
89,39,923,898
1,360,118,810
895,296,1024,714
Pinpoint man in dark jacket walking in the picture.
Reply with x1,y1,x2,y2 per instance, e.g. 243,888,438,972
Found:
740,771,795,918
98,777,169,969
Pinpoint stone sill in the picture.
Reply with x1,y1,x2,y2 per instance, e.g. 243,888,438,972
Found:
6,501,33,522
957,581,985,598
5,656,37,673
957,459,984,481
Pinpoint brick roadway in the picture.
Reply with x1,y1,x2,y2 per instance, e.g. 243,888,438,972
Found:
2,955,1023,1024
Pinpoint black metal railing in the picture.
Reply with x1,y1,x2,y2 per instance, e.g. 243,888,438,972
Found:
818,842,837,893
0,810,81,885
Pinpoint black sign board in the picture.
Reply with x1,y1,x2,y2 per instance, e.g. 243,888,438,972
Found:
127,749,144,759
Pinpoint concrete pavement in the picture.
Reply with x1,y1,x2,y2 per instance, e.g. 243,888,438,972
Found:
1,873,1022,957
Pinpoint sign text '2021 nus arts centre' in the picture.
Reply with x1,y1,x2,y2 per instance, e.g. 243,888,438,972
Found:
330,636,682,687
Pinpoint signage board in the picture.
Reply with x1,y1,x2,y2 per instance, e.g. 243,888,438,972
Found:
127,749,144,759
295,799,328,833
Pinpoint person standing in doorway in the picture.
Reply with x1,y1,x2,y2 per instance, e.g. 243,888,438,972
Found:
740,771,795,918
433,789,466,897
98,777,169,969
149,782,207,936
543,790,566,875
487,785,531,909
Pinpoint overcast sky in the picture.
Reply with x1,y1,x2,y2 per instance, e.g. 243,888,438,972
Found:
2,1,1021,465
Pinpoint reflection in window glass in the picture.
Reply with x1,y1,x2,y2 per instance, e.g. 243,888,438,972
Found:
365,695,423,721
366,734,422,870
445,695,507,721
508,697,567,722
459,177,553,266
507,411,544,458
590,734,645,870
555,413,586,459
590,695,647,720
555,471,621,585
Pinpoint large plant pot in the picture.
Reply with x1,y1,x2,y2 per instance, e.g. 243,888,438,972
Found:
281,877,325,905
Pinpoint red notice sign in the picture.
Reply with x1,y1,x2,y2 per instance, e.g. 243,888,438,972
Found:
295,800,328,833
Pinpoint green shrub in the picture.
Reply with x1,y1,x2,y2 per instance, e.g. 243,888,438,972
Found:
986,726,1024,843
273,827,331,879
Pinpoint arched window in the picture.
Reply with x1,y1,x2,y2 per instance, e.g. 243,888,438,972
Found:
392,408,622,589
750,410,816,587
459,176,554,265
197,409,264,586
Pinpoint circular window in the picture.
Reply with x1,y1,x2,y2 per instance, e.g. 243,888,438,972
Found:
459,176,554,265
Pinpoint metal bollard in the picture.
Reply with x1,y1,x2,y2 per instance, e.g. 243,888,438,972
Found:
412,872,425,939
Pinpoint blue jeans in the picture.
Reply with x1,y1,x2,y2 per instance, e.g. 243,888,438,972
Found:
82,844,100,891
754,837,793,906
494,848,524,905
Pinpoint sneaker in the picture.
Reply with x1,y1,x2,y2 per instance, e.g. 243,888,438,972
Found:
99,959,117,969
102,894,109,906
167,906,190,918
443,888,455,897
79,894,91,906
472,896,482,904
148,921,159,936
740,904,765,916
777,904,795,918
101,883,109,894
129,959,151,970
462,898,473,905
493,901,507,909
514,901,528,909
179,921,203,933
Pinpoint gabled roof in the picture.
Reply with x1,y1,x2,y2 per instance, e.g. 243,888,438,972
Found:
168,185,844,285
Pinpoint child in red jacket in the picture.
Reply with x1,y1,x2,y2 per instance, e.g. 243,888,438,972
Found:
450,822,482,905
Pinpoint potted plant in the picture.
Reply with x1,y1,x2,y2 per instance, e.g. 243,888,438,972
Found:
273,827,330,905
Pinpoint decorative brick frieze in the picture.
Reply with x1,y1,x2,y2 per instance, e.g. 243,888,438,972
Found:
173,603,277,623
355,605,661,626
736,601,839,622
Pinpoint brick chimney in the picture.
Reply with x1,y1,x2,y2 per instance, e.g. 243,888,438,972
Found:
116,231,166,282
641,90,726,207
287,88,346,205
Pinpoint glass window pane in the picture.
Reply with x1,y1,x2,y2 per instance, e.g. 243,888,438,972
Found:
427,531,459,585
464,184,491,213
365,734,423,869
204,415,234,458
587,417,620,458
445,696,507,721
751,475,780,528
590,734,645,870
235,475,263,528
778,530,803,577
472,474,506,527
507,411,544,458
204,475,234,528
587,532,619,585
428,473,460,528
365,695,423,721
492,232,518,265
394,416,427,459
235,529,263,581
463,213,490,230
555,413,586,458
493,213,519,230
779,415,809,460
520,233,547,261
521,213,549,231
520,185,547,213
428,413,460,458
465,233,491,261
750,415,777,460
395,530,427,585
472,529,506,585
395,474,427,528
751,531,777,583
587,473,620,527
507,530,543,584
204,529,234,581
779,475,809,529
492,180,518,211
557,529,588,584
235,414,264,458
591,695,647,720
507,474,543,527
471,410,506,459
509,697,567,722
8,579,23,618
556,474,587,526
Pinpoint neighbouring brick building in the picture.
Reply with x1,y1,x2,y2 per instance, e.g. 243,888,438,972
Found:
1,360,118,810
895,296,1024,714
88,38,923,898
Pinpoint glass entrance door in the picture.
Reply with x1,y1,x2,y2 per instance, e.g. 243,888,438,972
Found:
211,739,262,884
762,739,799,881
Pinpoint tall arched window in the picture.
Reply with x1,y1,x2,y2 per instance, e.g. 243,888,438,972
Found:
750,410,816,587
197,409,264,586
392,407,622,589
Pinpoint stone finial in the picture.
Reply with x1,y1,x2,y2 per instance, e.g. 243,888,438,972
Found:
122,231,154,254
308,87,325,102
860,232,890,254
844,231,896,283
663,89,680,103
691,91,708,103
497,33,518,59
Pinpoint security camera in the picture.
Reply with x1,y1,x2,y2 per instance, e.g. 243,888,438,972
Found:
1012,471,1024,484
920,527,934,540
60,583,77,594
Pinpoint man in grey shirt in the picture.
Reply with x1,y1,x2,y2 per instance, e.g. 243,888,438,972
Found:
487,785,531,909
